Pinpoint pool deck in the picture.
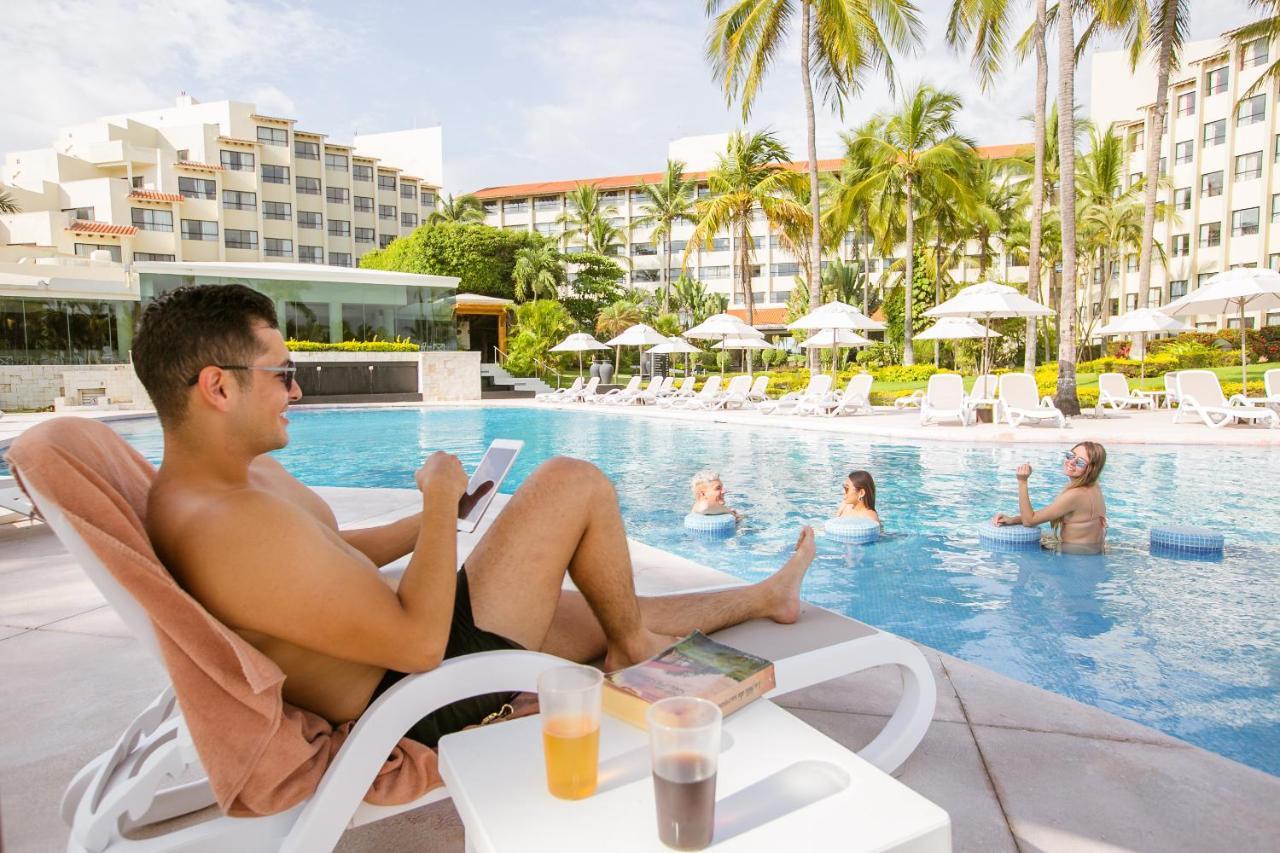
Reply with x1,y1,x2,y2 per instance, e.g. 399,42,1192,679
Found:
2,486,1276,852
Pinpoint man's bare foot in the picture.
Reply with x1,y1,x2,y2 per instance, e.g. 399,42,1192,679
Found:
762,526,816,624
603,629,682,673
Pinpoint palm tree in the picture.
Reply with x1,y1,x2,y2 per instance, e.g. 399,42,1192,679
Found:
1234,1,1280,98
512,241,565,302
427,193,485,225
585,216,628,261
0,189,19,215
705,0,922,366
1055,0,1082,414
596,299,644,372
841,84,977,364
558,185,618,251
633,160,698,313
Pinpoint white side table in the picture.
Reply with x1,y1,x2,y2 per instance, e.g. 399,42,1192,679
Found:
439,699,950,852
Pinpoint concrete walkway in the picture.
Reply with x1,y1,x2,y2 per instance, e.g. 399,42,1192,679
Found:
2,487,1276,852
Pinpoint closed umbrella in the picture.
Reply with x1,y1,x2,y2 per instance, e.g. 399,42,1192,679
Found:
1095,308,1190,382
548,332,610,378
926,281,1054,374
797,327,873,377
646,335,702,377
1162,268,1280,386
604,323,669,378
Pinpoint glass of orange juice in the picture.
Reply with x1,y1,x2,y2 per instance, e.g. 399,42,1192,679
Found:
537,665,603,799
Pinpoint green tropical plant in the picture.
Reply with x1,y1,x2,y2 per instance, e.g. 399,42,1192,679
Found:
0,188,18,215
427,193,487,225
512,241,566,302
585,216,629,263
359,222,543,299
705,0,923,347
561,252,626,331
632,159,699,313
557,185,619,251
596,299,645,370
507,299,575,376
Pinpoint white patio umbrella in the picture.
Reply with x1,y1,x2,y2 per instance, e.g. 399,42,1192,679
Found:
788,300,885,376
1095,308,1190,381
913,317,1005,341
604,322,669,378
712,334,778,377
926,281,1055,374
548,332,610,377
1162,267,1280,386
684,312,763,373
797,327,873,378
645,335,702,377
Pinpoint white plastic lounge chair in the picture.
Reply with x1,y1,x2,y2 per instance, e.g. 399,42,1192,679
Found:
800,373,873,417
919,374,971,426
1172,369,1279,429
594,375,641,404
1095,372,1154,416
999,373,1066,428
0,478,36,518
635,375,676,405
710,375,754,410
1235,368,1280,410
1159,371,1181,409
744,375,770,406
963,374,1000,421
568,376,602,403
668,375,723,409
655,375,697,406
758,374,833,415
534,376,582,402
894,390,924,410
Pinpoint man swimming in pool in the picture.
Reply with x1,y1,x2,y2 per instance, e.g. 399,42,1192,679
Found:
133,284,814,746
689,469,743,522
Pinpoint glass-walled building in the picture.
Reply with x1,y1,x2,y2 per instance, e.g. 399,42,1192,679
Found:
0,296,134,365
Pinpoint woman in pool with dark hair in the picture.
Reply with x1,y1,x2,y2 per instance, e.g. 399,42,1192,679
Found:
836,470,881,527
994,441,1108,554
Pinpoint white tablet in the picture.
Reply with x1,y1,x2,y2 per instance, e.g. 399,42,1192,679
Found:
457,439,523,534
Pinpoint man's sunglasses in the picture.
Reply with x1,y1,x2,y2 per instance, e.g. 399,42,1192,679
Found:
1062,451,1088,469
186,362,298,390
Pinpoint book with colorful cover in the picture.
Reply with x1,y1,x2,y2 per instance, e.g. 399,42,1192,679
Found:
602,631,775,729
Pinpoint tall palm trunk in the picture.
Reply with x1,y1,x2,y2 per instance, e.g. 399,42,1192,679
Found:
800,0,823,372
934,228,944,367
1026,0,1048,374
1056,1,1081,415
662,233,672,313
1137,0,1178,308
903,177,916,365
740,218,754,327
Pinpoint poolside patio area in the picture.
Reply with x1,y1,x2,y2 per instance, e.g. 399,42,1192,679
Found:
2,482,1277,851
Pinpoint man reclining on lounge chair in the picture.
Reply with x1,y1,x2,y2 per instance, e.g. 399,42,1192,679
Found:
132,284,814,748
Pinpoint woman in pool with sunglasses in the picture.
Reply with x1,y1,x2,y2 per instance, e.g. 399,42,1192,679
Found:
993,442,1108,554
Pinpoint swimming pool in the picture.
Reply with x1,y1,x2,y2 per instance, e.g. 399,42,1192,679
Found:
74,408,1280,775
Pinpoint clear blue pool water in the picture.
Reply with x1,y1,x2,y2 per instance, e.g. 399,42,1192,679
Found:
42,407,1280,775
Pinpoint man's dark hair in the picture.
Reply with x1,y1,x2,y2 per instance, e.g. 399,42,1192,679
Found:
133,284,278,426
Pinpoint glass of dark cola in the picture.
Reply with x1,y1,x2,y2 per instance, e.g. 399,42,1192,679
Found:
646,697,722,851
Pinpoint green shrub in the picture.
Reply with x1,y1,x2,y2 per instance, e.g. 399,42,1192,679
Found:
872,364,941,383
1078,357,1144,378
855,341,897,367
1141,352,1179,375
286,338,418,352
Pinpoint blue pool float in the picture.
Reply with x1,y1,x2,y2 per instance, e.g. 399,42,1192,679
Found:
978,522,1042,550
823,517,880,545
683,512,736,538
1150,525,1224,558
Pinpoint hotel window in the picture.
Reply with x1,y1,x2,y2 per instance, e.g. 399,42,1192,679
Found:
771,290,791,303
1169,279,1188,298
1203,119,1226,147
1227,316,1257,330
401,212,417,228
130,207,173,232
62,206,95,221
264,238,293,258
355,227,375,243
1269,309,1280,324
73,243,121,262
482,200,498,215
1273,193,1280,222
325,153,349,171
1199,222,1221,247
696,185,711,198
710,237,730,252
1174,187,1192,210
328,219,351,237
632,269,659,283
1232,206,1260,236
1126,255,1139,272
329,252,352,267
299,245,323,263
701,265,729,278
222,190,257,211
1174,140,1194,164
378,204,396,220
296,176,321,195
1237,94,1266,127
178,177,216,200
1159,156,1167,176
220,150,254,171
1205,65,1229,95
504,222,528,231
1271,253,1280,270
180,219,217,241
377,174,397,191
294,140,320,160
1197,272,1216,287
262,164,290,184
535,222,562,235
132,252,176,263
600,191,624,204
263,201,291,220
352,164,373,181
749,236,765,249
632,242,657,256
354,196,374,212
326,186,350,204
131,176,145,189
1129,171,1142,187
771,262,800,276
1176,90,1196,116
420,189,436,207
669,239,687,253
298,211,322,229
1147,287,1162,307
503,199,529,214
1201,170,1223,197
224,228,258,250
399,184,416,200
175,149,189,161
257,126,287,147
1171,233,1190,256
534,195,561,212
1128,129,1144,151
1236,150,1263,181
379,233,395,248
1241,37,1268,69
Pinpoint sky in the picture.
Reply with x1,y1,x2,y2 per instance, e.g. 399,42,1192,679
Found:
0,0,1263,195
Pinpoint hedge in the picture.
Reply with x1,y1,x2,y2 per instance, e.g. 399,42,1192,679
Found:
286,339,419,352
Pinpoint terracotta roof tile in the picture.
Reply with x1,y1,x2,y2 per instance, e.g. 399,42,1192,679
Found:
175,160,223,172
65,220,137,236
128,191,184,203
728,306,789,327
